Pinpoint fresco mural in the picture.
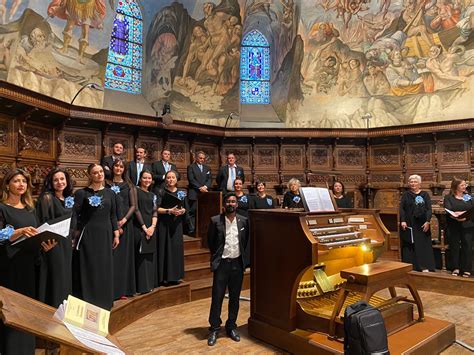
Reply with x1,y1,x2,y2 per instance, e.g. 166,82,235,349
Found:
0,0,119,107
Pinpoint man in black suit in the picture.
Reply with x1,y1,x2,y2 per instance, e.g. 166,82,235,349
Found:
207,193,248,346
100,142,124,180
151,149,180,194
216,153,245,194
127,146,151,185
186,151,212,235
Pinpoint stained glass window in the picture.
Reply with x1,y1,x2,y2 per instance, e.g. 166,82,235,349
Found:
105,0,142,94
240,30,270,104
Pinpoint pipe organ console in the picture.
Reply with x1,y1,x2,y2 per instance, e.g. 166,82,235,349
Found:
248,208,454,354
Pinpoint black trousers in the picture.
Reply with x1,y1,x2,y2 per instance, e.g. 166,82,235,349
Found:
208,258,244,331
186,198,197,234
447,224,473,273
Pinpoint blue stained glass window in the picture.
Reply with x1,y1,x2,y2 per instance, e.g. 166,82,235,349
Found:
105,0,142,94
240,30,270,104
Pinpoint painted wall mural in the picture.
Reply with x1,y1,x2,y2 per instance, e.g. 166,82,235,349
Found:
0,0,473,128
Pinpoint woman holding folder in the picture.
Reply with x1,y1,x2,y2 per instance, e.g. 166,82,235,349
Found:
156,170,186,285
36,168,75,308
72,163,120,310
399,174,435,272
444,177,474,278
0,169,56,354
106,159,137,299
134,170,157,293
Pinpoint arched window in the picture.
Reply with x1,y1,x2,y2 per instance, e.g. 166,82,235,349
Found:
105,0,143,94
240,30,270,104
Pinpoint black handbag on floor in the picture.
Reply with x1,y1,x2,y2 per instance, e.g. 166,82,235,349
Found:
344,301,390,355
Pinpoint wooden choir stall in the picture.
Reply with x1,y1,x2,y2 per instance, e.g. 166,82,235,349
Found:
248,208,455,354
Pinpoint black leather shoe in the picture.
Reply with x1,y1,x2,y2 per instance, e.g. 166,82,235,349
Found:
207,331,218,346
226,329,240,342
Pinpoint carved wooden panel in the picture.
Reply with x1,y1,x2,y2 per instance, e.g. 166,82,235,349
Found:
370,145,401,169
406,143,433,167
223,145,251,168
405,171,435,184
370,172,402,187
281,145,304,170
281,174,305,184
19,123,55,160
60,128,101,163
440,171,469,183
0,116,15,155
335,147,365,170
137,135,162,162
373,190,400,209
105,133,134,162
338,174,366,186
438,141,469,167
194,143,219,169
255,145,277,170
168,140,189,168
62,164,90,188
254,173,279,184
308,174,331,186
0,161,14,178
309,146,331,170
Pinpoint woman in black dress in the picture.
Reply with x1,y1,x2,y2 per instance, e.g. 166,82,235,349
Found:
0,169,56,354
399,174,435,272
249,181,275,209
156,171,186,285
134,170,157,293
444,177,474,278
331,181,353,208
234,177,249,217
72,163,120,310
282,178,304,209
36,168,74,307
107,159,137,299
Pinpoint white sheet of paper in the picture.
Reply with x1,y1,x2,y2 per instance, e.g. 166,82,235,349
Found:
64,322,124,354
300,187,336,212
36,218,71,237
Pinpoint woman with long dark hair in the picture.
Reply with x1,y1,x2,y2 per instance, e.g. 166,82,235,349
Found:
156,170,186,285
36,168,75,307
72,163,120,309
444,177,474,278
234,177,249,217
134,170,157,293
331,181,353,208
106,159,137,299
0,169,56,354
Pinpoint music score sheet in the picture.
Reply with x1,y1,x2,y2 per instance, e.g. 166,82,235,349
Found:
300,187,336,212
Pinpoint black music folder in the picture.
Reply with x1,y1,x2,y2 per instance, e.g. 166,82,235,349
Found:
160,191,183,209
445,208,474,221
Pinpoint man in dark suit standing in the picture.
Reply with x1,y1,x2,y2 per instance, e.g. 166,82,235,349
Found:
216,153,245,194
151,149,180,194
207,193,248,346
186,151,212,236
101,142,124,180
127,146,151,185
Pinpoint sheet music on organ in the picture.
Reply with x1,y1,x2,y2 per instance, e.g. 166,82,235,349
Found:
300,187,336,212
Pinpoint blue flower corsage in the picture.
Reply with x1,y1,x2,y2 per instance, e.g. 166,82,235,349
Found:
0,225,14,242
88,195,102,207
240,195,248,203
153,194,157,209
177,191,187,200
111,185,121,194
415,195,424,205
463,194,472,202
266,198,273,206
64,196,75,209
293,196,301,203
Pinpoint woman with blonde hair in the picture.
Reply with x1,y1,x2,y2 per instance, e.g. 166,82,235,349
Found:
400,174,435,272
282,178,303,209
72,163,120,309
0,168,56,353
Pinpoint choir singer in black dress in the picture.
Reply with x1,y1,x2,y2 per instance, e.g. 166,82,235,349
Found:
156,171,186,285
0,169,56,354
36,168,75,307
282,178,304,209
234,177,249,218
207,193,249,346
134,170,157,293
399,174,435,272
249,181,276,209
331,181,353,208
73,164,120,310
444,177,474,278
107,159,137,299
